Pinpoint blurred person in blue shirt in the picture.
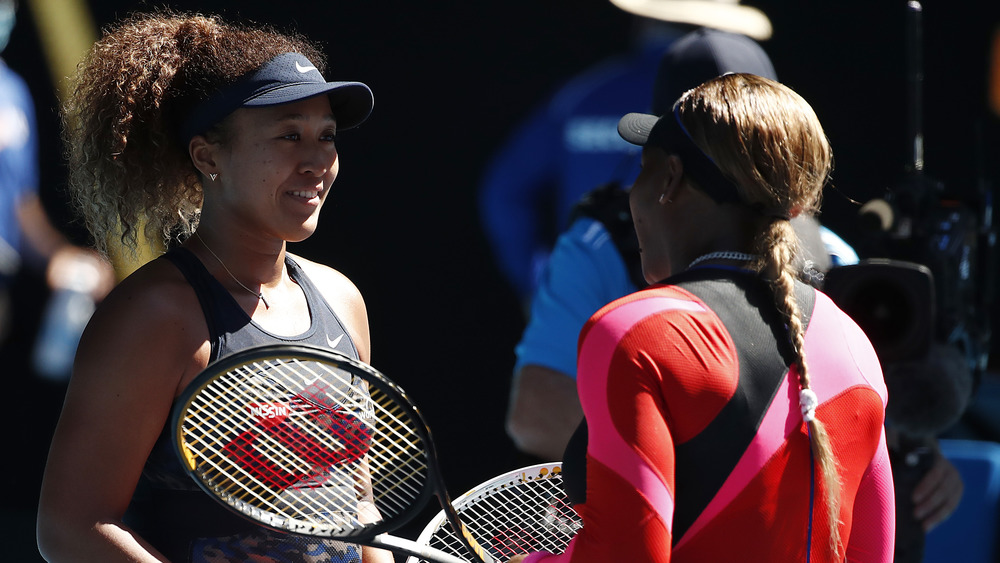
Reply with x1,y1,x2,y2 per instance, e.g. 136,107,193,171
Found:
0,0,113,363
505,24,963,546
506,26,784,461
478,0,772,307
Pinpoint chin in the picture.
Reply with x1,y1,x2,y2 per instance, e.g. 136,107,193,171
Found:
284,224,318,244
640,259,670,285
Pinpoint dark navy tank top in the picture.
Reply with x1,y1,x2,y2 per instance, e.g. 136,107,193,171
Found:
125,247,364,562
170,246,360,361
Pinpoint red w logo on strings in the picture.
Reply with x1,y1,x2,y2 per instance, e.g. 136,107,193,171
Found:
223,381,373,491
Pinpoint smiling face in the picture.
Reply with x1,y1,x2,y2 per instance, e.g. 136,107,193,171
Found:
200,95,340,243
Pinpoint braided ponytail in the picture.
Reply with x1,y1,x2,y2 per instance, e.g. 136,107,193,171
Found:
677,73,839,558
754,220,842,559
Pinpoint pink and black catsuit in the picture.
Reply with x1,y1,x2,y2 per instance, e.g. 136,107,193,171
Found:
528,267,895,563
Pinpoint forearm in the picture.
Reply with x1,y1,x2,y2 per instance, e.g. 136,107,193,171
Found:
37,516,169,563
356,476,395,563
362,544,395,563
16,194,72,260
506,365,583,460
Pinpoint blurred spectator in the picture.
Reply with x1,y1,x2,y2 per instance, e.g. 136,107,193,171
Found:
478,0,772,308
0,0,113,374
506,26,781,461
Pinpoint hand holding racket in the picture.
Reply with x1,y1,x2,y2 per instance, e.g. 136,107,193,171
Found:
172,343,495,563
406,463,582,563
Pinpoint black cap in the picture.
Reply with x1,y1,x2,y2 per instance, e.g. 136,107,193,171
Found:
619,108,742,205
651,27,777,115
615,29,778,205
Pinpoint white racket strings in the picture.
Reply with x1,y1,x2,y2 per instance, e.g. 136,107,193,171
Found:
412,466,582,562
178,356,432,537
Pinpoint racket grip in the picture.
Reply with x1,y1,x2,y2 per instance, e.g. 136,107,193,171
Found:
372,534,475,563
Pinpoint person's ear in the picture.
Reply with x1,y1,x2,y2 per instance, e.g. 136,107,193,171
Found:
189,135,219,182
659,154,685,205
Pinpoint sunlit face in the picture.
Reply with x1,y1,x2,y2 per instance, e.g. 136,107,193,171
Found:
629,147,674,284
210,95,340,243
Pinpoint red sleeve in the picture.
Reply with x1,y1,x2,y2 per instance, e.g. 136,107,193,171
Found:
526,287,894,563
845,428,895,562
528,292,723,563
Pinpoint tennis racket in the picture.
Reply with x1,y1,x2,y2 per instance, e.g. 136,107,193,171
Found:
171,343,494,563
405,463,582,563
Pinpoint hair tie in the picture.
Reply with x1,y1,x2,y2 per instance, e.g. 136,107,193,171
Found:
799,388,819,423
751,202,792,220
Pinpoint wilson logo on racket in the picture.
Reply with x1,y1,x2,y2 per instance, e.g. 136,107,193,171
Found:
246,402,291,425
223,405,374,492
490,528,538,558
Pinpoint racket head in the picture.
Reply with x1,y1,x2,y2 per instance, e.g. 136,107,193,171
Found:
171,343,435,541
406,462,582,563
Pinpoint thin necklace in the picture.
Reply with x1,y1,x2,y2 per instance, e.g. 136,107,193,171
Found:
192,231,270,309
687,251,759,270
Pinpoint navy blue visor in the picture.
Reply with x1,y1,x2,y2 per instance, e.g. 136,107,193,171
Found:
179,52,373,143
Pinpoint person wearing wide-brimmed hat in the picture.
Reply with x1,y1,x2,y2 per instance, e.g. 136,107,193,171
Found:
506,26,783,463
479,0,772,308
36,10,391,563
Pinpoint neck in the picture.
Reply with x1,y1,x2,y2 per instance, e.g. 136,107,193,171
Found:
193,227,285,273
190,230,285,308
686,250,759,271
666,194,761,276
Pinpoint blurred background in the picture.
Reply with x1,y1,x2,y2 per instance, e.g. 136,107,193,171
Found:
2,0,1000,560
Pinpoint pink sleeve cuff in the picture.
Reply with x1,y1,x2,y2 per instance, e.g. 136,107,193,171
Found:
522,551,555,563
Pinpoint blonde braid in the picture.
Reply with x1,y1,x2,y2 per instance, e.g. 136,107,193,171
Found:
755,220,842,559
678,73,841,558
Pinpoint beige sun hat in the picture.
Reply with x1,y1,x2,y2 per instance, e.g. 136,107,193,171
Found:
609,0,773,40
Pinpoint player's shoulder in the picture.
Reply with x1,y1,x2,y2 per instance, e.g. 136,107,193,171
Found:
89,254,204,337
72,253,211,391
287,253,362,299
584,283,706,335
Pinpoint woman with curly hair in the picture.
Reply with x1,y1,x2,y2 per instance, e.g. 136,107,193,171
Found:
36,10,391,562
510,73,895,562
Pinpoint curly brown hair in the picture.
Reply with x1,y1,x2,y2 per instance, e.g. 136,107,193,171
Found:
62,10,328,256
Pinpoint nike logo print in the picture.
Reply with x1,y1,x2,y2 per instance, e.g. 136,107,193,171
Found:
327,334,344,349
295,61,318,74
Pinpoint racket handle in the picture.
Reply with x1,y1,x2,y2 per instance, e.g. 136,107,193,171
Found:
372,533,476,563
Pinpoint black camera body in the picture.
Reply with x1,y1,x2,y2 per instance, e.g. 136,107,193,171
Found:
824,181,993,378
822,176,993,563
819,3,997,560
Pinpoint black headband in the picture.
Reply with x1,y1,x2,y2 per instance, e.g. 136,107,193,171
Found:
618,108,793,220
644,107,742,205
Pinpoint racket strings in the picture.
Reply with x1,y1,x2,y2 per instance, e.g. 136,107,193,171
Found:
178,356,432,538
184,363,366,526
420,474,582,561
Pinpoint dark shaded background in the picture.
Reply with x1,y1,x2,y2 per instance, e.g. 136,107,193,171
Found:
3,0,1000,559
